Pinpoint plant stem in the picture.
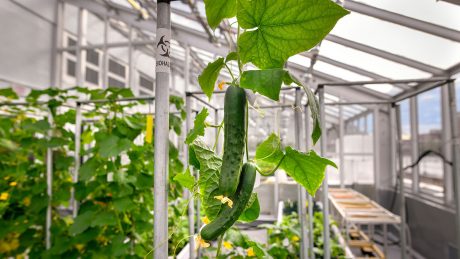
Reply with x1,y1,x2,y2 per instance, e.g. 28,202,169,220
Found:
245,101,249,161
225,64,236,82
258,154,286,176
213,122,223,151
216,234,224,257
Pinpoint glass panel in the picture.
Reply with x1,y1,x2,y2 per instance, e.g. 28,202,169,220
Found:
66,59,76,77
109,59,126,77
85,67,99,85
355,0,460,31
399,100,413,188
320,41,431,79
108,77,125,88
363,84,402,96
417,88,444,197
330,12,460,69
139,74,154,91
86,49,99,66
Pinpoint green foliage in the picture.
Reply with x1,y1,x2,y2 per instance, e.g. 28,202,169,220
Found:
238,193,260,223
173,168,196,191
198,58,226,99
237,0,348,69
190,139,223,220
255,134,336,195
204,0,237,30
0,87,189,258
185,108,209,144
240,69,290,101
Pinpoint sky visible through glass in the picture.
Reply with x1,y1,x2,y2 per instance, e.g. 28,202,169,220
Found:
417,88,441,134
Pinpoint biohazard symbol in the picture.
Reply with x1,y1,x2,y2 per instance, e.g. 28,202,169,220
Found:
157,35,170,58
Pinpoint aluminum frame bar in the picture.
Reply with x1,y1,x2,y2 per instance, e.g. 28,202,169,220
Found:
321,77,449,87
325,35,444,75
304,105,315,259
46,112,53,249
344,0,460,42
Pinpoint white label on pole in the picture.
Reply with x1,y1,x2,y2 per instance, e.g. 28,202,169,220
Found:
155,28,171,73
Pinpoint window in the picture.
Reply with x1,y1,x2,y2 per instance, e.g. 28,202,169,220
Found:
417,88,444,197
139,73,154,95
108,77,125,88
66,59,76,77
86,49,99,66
109,59,126,78
85,67,99,85
399,100,413,187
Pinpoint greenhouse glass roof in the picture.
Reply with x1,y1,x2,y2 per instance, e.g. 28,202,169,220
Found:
66,0,460,103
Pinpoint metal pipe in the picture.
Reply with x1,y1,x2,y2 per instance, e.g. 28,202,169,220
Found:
185,95,195,258
389,104,397,187
189,94,218,110
447,81,460,259
442,85,454,203
76,96,155,104
318,86,330,259
394,79,453,102
217,104,293,111
409,98,419,193
373,106,380,202
339,104,345,189
320,77,449,87
102,16,109,88
325,101,391,106
295,89,308,259
395,104,407,259
304,105,314,259
186,87,299,96
214,109,220,155
154,1,171,257
72,103,82,218
46,111,53,249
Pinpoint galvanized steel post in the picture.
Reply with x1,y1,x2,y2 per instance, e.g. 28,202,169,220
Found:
304,105,314,259
395,104,407,259
318,86,330,259
154,1,172,257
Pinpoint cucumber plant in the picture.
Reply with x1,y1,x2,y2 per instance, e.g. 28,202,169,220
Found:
181,0,349,252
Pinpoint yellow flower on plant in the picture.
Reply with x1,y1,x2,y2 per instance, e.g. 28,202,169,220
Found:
223,241,232,249
75,244,84,252
214,195,233,208
247,247,255,257
194,235,210,250
23,197,31,207
291,235,300,242
9,182,17,187
202,216,210,225
0,192,9,201
218,81,225,90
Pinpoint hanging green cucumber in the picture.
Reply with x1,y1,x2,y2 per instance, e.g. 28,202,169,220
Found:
219,85,247,196
200,163,256,241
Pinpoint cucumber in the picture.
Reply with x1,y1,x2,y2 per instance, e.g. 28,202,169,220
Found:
220,85,247,196
200,163,256,241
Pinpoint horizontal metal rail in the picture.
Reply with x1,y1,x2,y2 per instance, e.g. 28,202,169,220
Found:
319,77,450,87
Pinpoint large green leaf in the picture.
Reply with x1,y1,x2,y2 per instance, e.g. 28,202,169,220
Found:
113,197,136,212
0,88,18,99
185,108,209,144
239,193,260,222
192,139,222,220
255,133,284,163
281,147,337,195
96,133,132,158
240,69,288,101
198,58,225,99
91,211,118,227
204,0,237,30
69,210,97,235
237,0,349,69
173,168,195,191
79,157,100,181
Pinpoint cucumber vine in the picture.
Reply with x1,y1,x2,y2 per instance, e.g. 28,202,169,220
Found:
182,0,349,252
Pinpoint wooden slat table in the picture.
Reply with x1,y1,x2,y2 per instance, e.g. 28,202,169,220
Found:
328,188,401,258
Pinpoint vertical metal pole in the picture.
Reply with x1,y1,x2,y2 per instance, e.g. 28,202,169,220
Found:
390,104,397,187
395,104,407,259
304,105,314,259
154,2,171,257
339,104,345,189
318,86,330,259
185,95,195,258
102,16,109,88
442,85,454,204
46,112,53,249
409,98,419,193
295,88,308,259
72,103,82,218
51,0,64,88
274,108,280,215
373,106,380,202
447,81,460,258
76,8,86,87
128,26,135,91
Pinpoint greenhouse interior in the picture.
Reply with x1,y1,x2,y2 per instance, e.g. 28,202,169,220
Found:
0,0,460,258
